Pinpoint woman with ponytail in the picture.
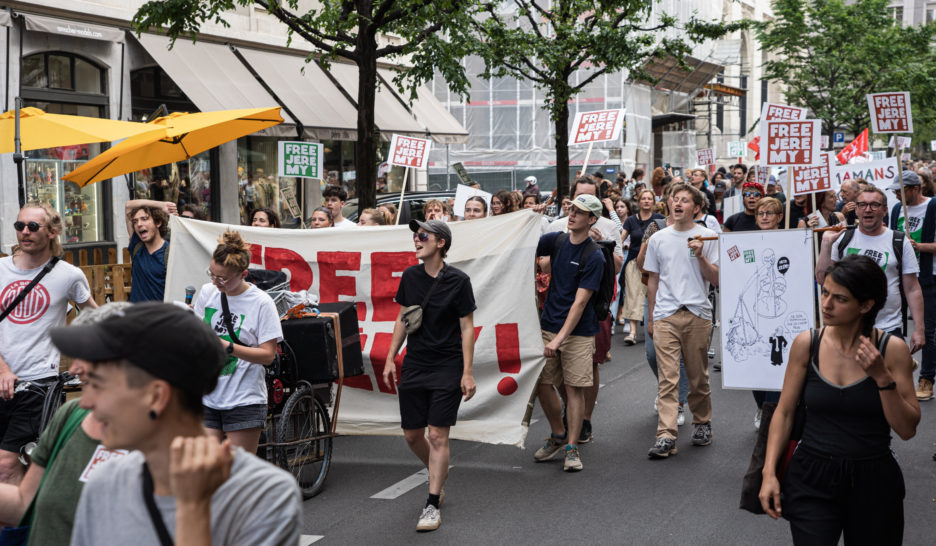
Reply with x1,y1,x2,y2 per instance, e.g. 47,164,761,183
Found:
759,254,919,544
193,230,283,454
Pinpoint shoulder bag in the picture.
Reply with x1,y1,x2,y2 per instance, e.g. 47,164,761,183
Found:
401,266,445,335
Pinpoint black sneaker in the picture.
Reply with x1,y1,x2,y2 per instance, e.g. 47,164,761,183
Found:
691,423,713,446
579,419,592,444
648,437,677,459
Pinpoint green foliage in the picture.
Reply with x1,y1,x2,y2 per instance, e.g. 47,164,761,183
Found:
470,0,745,195
756,0,936,138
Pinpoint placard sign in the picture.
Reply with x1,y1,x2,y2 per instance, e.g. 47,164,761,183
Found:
931,140,936,152
756,165,770,188
759,103,807,166
452,162,473,184
568,108,625,145
791,152,832,196
867,92,912,133
453,184,492,217
888,135,912,149
277,141,324,179
696,148,715,166
831,157,900,214
821,135,829,149
387,134,432,169
764,119,822,166
727,140,746,158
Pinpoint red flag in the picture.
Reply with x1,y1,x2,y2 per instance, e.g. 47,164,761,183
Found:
836,128,868,164
747,136,760,161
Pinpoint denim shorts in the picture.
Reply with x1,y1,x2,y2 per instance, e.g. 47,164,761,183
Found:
203,403,268,432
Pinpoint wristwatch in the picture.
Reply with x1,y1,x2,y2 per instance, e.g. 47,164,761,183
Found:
877,381,897,391
226,341,235,355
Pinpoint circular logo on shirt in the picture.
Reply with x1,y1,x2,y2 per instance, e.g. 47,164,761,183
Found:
0,280,51,324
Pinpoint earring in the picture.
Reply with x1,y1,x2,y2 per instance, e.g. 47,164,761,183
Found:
149,410,158,421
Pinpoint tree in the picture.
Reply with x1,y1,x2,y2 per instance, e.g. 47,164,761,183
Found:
132,0,476,210
756,0,936,139
471,1,743,198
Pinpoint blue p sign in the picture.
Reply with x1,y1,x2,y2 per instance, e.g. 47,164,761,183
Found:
833,132,845,143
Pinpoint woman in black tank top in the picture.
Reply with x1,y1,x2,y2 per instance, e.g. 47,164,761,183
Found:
759,255,920,545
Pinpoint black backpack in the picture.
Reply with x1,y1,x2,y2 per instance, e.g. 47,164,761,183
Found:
550,233,616,321
836,228,906,332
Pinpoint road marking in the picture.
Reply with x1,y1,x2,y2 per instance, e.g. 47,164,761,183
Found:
599,383,606,389
371,468,430,499
300,535,324,545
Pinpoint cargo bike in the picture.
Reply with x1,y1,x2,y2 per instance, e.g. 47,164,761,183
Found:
256,299,365,499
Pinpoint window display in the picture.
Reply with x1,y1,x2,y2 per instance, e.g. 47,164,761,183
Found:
237,136,304,228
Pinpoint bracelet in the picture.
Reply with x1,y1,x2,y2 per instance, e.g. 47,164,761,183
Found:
877,381,897,391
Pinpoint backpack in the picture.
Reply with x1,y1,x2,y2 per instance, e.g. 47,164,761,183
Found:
550,233,616,321
836,228,906,332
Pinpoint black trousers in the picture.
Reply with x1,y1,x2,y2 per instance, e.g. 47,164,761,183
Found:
782,444,904,545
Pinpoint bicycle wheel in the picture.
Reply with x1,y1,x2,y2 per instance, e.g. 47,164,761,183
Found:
275,384,332,498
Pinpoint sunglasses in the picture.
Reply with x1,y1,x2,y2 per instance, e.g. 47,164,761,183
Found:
413,232,431,242
743,192,762,198
13,221,44,232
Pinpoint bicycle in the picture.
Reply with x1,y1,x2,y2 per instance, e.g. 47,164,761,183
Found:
14,371,82,465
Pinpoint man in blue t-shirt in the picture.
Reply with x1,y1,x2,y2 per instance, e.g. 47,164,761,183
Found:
532,194,605,472
125,199,177,302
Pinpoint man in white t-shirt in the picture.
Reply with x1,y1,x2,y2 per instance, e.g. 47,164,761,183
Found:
643,184,719,459
323,185,355,228
817,185,924,353
0,203,97,485
545,177,622,443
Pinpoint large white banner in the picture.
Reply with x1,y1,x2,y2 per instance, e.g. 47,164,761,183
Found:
164,213,547,446
719,230,816,390
831,157,900,214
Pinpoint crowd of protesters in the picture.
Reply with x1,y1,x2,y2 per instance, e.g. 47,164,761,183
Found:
1,154,936,541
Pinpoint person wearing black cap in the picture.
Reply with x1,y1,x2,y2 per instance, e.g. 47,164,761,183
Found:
53,303,301,546
383,219,476,532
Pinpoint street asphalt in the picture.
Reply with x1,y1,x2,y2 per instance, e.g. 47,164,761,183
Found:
299,325,936,545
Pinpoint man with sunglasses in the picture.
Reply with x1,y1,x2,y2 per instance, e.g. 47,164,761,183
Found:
0,203,97,486
722,181,764,232
125,199,177,302
817,186,924,355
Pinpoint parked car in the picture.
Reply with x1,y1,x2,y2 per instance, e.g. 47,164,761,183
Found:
342,191,457,224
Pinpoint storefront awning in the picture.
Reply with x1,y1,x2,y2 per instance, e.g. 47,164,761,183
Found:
23,13,124,43
638,54,724,97
378,69,468,145
235,47,358,141
325,62,427,139
134,33,295,135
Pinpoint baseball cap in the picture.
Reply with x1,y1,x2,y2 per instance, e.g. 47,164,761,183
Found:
570,194,603,217
888,170,921,190
409,219,452,252
524,176,537,186
767,175,778,187
50,302,226,399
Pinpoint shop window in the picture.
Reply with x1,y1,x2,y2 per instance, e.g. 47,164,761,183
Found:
237,136,303,228
21,53,109,245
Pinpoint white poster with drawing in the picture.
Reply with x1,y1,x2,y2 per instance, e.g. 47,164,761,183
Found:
719,229,816,390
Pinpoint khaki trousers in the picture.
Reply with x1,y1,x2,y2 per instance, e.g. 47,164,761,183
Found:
653,309,713,439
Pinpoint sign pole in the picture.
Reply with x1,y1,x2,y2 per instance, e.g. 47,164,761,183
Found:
396,167,410,225
785,174,792,230
580,141,594,179
893,138,911,238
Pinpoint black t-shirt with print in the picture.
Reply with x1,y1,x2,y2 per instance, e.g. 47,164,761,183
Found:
395,264,476,369
724,211,759,232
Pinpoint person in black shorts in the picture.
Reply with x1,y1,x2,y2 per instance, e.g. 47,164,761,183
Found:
383,219,477,533
759,255,919,544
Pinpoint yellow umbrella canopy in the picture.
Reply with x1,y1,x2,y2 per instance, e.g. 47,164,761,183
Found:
0,107,156,154
63,107,284,187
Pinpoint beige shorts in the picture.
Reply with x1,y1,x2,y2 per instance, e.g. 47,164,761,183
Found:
539,330,595,387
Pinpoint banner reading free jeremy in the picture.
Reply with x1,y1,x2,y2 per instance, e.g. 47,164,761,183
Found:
791,152,833,196
164,213,547,447
568,108,625,145
387,134,432,169
867,92,913,134
764,119,822,166
277,141,324,179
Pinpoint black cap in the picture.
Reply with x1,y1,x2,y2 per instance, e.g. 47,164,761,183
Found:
409,219,452,252
50,302,226,398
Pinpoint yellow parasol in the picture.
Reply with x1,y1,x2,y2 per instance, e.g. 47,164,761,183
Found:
0,107,156,154
63,107,284,187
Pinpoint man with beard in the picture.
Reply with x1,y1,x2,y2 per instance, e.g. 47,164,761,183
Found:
0,203,97,486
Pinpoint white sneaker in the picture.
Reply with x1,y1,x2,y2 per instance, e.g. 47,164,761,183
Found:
677,406,686,426
417,505,441,532
754,408,762,430
653,395,659,413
